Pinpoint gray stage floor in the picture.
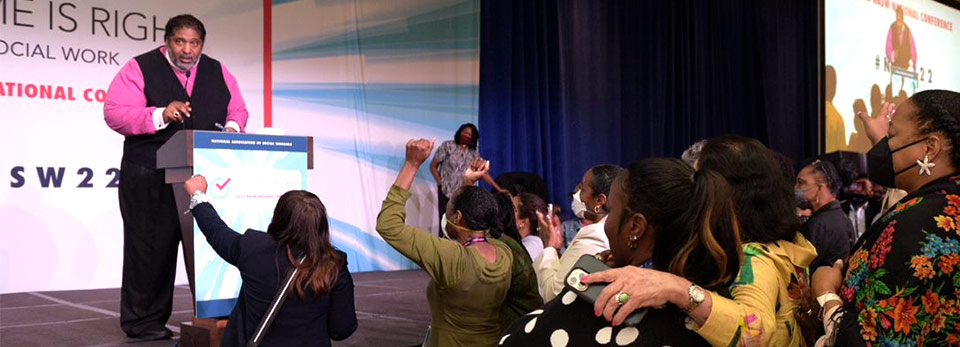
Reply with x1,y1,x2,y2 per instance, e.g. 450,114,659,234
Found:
0,270,431,347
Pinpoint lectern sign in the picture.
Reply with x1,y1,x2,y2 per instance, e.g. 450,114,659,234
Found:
191,131,309,318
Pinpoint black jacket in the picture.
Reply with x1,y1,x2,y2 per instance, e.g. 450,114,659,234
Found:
192,202,357,346
801,200,856,270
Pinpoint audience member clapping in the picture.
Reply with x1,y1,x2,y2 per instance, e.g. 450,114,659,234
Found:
533,165,623,302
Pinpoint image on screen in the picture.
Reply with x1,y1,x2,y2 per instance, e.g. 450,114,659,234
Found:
824,0,960,153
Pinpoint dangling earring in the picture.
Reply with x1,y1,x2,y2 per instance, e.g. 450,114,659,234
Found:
594,204,602,214
917,155,936,176
628,233,640,249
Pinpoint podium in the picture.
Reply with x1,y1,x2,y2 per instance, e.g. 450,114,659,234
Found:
157,130,313,346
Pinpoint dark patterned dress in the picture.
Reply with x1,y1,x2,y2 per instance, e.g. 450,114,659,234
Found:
837,175,960,346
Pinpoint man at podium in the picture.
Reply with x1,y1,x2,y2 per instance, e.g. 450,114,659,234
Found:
103,14,249,341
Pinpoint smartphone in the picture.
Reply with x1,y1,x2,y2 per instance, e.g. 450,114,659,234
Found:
564,254,647,326
546,203,554,222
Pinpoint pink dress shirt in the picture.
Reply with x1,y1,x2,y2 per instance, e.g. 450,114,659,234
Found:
104,46,249,136
885,24,917,69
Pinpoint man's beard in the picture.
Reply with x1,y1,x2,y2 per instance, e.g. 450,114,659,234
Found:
168,50,196,71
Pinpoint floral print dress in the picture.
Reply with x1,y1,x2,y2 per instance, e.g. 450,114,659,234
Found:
838,175,960,346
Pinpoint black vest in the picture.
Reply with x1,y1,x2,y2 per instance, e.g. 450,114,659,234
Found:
122,48,231,169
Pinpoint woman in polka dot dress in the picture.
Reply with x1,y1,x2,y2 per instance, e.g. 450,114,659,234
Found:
499,158,743,347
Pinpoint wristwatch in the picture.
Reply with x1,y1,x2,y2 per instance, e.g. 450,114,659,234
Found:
188,191,211,210
682,285,706,314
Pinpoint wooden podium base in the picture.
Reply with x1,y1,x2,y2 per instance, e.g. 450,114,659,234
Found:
179,318,228,347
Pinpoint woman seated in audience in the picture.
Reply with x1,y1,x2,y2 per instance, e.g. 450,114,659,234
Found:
500,158,742,346
185,176,356,346
514,192,547,261
492,190,544,332
812,90,960,346
584,136,818,346
534,164,623,301
377,138,513,346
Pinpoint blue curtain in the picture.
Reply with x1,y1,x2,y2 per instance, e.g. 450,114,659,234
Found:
479,0,820,213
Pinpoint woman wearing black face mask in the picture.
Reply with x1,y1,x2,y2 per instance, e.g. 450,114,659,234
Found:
812,90,960,346
430,123,508,237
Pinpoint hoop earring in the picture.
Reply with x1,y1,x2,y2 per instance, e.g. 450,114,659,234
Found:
594,204,602,213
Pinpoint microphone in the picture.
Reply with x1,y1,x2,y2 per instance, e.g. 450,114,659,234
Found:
184,69,192,129
184,69,191,94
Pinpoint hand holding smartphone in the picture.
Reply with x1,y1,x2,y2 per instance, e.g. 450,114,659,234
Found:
564,254,647,326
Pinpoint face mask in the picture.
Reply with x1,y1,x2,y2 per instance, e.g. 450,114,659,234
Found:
571,190,587,219
867,136,928,188
442,212,482,240
795,188,812,210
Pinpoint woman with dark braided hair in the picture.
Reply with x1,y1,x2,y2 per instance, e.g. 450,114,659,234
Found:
812,90,960,346
377,138,513,346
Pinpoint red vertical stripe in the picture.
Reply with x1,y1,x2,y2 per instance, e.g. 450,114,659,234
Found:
263,0,273,127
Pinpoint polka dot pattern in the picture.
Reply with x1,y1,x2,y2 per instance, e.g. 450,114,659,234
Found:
595,326,613,344
550,329,569,347
561,291,577,305
525,317,538,333
615,326,640,345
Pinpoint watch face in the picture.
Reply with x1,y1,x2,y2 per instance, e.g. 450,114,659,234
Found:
690,286,705,303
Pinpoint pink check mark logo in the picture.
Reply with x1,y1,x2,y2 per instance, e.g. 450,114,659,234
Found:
215,178,231,190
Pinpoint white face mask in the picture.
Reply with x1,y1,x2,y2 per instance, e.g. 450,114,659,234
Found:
571,189,587,219
440,213,453,239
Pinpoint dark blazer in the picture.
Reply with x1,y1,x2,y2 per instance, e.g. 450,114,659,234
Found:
192,202,357,346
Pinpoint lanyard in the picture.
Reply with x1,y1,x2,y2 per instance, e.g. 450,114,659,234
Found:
462,237,487,247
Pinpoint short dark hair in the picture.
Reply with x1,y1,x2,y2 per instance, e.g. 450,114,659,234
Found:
164,14,206,42
807,159,842,197
698,136,799,244
492,192,525,248
451,186,500,231
454,123,480,150
516,192,546,236
588,164,623,198
911,90,960,168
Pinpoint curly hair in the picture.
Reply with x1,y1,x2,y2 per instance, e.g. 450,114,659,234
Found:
910,90,960,168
